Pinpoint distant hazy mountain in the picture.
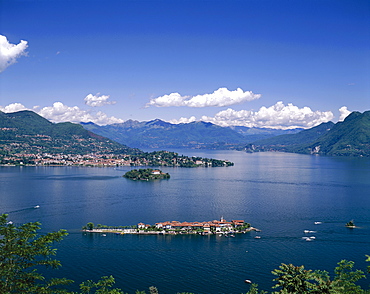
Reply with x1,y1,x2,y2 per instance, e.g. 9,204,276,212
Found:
245,122,335,152
246,111,370,157
81,119,302,149
0,110,140,155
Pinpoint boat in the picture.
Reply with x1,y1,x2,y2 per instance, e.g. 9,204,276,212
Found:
254,236,261,239
244,279,252,284
34,205,40,209
302,236,315,241
314,222,322,225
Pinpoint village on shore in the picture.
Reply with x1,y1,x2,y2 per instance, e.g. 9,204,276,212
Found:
82,217,260,236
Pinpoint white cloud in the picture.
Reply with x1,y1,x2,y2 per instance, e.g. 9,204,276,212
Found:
0,103,29,113
171,102,334,129
1,101,123,125
84,93,116,107
338,106,351,121
37,102,123,125
0,35,28,72
146,87,261,108
169,116,197,124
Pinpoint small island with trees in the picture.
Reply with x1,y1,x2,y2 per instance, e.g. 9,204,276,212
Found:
123,168,170,181
345,220,356,228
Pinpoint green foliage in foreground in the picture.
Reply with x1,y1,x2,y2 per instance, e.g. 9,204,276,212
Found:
0,214,369,294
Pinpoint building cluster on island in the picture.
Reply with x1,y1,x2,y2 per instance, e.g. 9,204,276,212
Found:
83,217,258,235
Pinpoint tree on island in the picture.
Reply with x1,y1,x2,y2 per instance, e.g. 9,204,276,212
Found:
86,222,94,230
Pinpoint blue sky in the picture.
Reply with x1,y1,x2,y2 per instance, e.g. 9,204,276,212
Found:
0,0,369,128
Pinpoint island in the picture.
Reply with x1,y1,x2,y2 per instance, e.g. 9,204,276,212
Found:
82,217,260,236
123,168,170,181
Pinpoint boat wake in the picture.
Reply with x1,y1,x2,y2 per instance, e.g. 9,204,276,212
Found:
4,205,40,214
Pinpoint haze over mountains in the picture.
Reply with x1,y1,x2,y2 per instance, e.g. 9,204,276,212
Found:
1,110,369,158
81,111,370,157
81,119,302,150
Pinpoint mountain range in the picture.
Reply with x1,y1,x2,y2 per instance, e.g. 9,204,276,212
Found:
81,119,302,150
1,110,369,159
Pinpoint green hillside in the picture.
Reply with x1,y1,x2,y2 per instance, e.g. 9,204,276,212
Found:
0,110,140,156
245,111,370,157
305,111,370,156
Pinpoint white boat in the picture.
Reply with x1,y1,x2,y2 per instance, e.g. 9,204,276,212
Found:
244,279,252,284
34,205,40,208
254,236,261,239
302,236,315,241
314,222,322,225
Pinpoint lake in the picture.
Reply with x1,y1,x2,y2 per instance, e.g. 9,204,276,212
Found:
1,151,369,293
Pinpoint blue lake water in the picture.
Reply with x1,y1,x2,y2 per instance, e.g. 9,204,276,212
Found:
1,151,369,293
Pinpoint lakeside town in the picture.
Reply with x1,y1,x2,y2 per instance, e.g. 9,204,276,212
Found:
82,217,260,235
0,151,233,167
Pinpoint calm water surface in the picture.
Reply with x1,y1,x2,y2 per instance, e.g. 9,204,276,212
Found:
1,151,369,293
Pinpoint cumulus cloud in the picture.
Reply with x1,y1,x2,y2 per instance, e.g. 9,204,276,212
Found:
146,87,261,108
1,101,123,125
84,93,116,107
338,106,351,121
170,102,334,129
169,116,197,124
0,35,28,72
37,102,123,125
0,103,29,113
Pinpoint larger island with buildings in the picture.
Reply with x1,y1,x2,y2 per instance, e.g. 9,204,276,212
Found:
82,217,259,235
